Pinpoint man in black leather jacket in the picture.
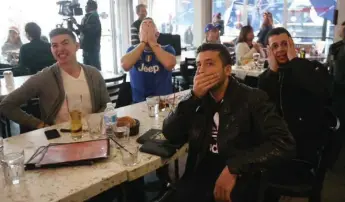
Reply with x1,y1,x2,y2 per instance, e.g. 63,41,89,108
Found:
163,43,295,202
258,28,330,165
258,28,330,201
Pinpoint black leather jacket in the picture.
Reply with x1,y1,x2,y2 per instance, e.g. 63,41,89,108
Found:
163,78,295,176
258,58,330,163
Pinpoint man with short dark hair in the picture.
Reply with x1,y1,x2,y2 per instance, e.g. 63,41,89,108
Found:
131,4,147,45
162,43,295,202
0,28,110,130
71,0,102,70
258,28,330,200
259,27,330,163
122,17,176,103
18,22,56,74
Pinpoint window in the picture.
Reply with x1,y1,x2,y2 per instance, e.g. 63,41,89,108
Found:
0,0,118,72
286,0,335,44
212,0,337,51
212,0,246,38
150,0,194,47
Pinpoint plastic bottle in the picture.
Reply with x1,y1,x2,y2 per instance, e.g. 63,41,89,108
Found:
103,103,117,136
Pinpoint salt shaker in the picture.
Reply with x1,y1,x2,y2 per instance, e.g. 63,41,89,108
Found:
3,71,14,88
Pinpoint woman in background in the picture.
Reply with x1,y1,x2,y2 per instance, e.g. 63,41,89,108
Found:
1,26,23,54
257,12,273,47
235,25,260,65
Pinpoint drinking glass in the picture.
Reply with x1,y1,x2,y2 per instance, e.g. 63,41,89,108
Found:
0,137,3,160
86,114,103,139
67,95,83,140
146,96,159,117
120,145,139,166
253,53,261,63
257,58,266,70
113,122,130,143
1,150,25,185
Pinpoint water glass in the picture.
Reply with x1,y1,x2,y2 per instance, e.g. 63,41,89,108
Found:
257,58,266,70
146,96,159,117
253,53,261,63
67,95,83,140
120,146,139,166
86,114,103,139
0,137,3,160
1,150,25,185
113,122,130,142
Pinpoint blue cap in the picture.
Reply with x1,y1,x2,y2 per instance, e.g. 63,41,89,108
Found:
204,23,221,33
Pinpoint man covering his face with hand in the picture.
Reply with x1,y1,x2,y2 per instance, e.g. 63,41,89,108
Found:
121,17,176,103
258,28,330,201
162,43,295,202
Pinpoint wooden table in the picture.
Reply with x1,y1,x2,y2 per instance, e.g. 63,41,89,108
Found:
0,72,123,101
0,91,189,202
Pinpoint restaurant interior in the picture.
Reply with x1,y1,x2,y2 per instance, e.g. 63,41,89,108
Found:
0,0,345,201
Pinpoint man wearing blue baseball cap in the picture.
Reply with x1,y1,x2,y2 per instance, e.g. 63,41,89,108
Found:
204,23,221,44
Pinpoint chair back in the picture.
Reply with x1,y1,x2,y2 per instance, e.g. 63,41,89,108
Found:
105,74,127,105
20,98,41,134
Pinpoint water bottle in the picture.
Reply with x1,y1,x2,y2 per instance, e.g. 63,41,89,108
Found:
103,103,117,136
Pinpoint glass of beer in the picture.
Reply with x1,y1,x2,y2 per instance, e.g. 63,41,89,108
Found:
67,95,83,140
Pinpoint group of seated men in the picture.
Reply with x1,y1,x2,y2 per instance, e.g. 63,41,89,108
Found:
0,5,340,202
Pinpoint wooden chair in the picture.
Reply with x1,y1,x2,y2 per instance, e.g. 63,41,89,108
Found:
105,74,127,105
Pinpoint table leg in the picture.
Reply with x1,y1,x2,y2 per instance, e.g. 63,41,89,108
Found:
174,159,179,180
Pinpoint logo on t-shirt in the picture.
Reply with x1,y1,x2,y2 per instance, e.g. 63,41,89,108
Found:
210,112,219,154
146,55,152,62
137,63,160,73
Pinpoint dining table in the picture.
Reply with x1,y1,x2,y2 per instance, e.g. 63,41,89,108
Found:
0,90,190,202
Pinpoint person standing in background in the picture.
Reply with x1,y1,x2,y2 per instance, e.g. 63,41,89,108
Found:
184,25,193,45
1,26,23,55
213,13,224,36
257,11,273,47
18,22,56,74
71,0,102,70
131,4,147,45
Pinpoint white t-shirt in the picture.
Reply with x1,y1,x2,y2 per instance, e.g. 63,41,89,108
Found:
55,67,92,124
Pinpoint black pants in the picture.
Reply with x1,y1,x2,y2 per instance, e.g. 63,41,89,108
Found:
87,177,147,202
165,174,261,202
83,50,101,70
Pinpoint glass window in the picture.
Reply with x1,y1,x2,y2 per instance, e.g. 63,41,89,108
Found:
212,0,246,38
286,0,335,45
150,0,194,47
212,0,337,52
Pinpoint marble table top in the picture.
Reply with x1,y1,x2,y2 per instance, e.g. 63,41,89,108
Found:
0,90,190,202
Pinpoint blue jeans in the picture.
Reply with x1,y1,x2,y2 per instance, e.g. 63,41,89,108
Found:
83,50,101,70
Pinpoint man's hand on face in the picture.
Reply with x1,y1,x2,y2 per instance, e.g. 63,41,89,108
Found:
192,71,220,98
214,166,237,202
267,46,279,72
147,24,159,47
287,38,297,61
139,23,149,44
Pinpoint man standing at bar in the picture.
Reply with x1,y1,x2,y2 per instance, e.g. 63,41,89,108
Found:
71,0,102,70
122,17,176,103
131,4,147,46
